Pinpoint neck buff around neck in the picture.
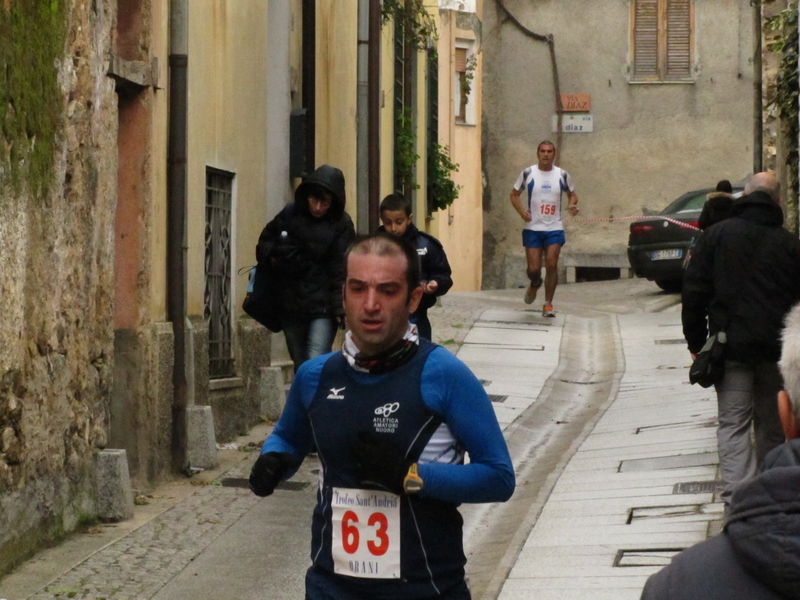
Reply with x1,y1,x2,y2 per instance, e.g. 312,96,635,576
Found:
343,324,420,374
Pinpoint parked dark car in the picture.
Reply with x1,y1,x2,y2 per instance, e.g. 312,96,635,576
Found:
627,185,743,292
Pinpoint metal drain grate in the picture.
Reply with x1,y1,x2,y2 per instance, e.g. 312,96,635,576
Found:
479,379,492,387
220,478,311,492
627,504,702,523
655,339,686,345
673,480,724,495
614,548,684,567
488,394,507,403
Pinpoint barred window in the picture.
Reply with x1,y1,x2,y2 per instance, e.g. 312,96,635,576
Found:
204,168,235,379
632,0,693,82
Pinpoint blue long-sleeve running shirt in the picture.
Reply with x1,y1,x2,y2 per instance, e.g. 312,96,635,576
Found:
262,346,515,504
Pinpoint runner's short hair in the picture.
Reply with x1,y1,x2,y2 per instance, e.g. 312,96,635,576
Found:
537,140,556,153
345,233,421,301
380,193,412,217
780,303,800,421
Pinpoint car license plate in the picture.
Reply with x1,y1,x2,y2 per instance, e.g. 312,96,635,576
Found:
650,249,682,261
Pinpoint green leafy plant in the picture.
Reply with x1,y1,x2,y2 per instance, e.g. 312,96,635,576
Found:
461,55,478,99
427,144,460,212
766,3,799,233
395,107,420,192
381,0,438,51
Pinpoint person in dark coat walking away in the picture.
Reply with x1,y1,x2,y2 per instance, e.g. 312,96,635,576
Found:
256,165,355,371
698,179,736,231
682,172,800,507
378,193,453,340
641,301,800,600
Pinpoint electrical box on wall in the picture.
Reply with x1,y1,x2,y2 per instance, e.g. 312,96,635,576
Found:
290,109,307,178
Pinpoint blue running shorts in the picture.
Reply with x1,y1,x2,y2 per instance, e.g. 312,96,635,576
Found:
522,229,566,249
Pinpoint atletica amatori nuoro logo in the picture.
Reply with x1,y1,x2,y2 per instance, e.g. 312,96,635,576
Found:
327,387,346,400
374,402,399,417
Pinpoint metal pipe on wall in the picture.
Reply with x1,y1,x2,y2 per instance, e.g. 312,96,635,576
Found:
167,0,190,472
357,0,371,233
753,0,763,174
368,0,381,231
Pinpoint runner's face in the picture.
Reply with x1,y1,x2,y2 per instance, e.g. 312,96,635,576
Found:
537,145,555,169
344,252,422,356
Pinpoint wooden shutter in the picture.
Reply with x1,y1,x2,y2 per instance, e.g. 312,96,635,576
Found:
455,48,467,73
633,0,659,80
665,0,692,79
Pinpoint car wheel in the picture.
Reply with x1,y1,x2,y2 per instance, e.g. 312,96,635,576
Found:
655,278,683,293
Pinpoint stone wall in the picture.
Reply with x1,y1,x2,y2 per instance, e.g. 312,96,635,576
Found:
0,0,118,576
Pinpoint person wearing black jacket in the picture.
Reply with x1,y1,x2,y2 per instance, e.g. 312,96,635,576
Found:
682,172,800,506
256,165,355,371
641,303,800,600
378,194,453,340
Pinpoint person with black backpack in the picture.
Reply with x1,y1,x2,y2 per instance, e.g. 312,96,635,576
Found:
255,165,355,371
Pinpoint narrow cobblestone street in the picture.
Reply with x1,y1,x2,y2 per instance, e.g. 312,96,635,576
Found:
0,278,726,600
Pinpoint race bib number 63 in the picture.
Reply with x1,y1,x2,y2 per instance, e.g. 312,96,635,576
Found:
331,487,401,579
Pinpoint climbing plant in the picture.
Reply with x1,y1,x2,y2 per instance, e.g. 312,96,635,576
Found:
381,0,438,51
461,55,478,99
395,107,420,192
427,144,460,212
0,1,67,193
766,3,799,233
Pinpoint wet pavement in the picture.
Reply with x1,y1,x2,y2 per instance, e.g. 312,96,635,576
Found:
0,279,723,600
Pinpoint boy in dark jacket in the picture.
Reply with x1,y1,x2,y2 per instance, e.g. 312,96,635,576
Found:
378,194,453,340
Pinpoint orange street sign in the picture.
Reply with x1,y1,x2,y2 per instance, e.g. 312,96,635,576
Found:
557,94,591,112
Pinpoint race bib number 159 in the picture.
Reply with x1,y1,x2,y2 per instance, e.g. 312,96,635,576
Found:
331,487,401,579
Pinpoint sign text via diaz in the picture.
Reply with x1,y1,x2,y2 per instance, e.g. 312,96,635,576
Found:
557,93,591,112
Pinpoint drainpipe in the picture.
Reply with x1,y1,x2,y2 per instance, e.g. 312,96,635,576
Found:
357,0,370,233
368,0,381,231
753,0,763,174
168,0,190,472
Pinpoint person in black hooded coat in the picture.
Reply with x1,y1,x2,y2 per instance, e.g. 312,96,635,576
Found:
682,173,800,506
256,165,355,370
642,302,800,600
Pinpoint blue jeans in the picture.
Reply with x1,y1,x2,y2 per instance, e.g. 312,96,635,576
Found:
280,315,337,371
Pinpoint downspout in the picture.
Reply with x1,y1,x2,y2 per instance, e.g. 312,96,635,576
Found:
357,0,370,233
368,0,381,231
753,0,763,174
168,0,191,472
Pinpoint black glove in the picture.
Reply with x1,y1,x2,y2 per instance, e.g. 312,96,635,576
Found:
353,431,408,495
249,452,299,497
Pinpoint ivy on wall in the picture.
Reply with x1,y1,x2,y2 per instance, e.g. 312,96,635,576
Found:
427,143,460,212
766,3,799,233
381,0,438,51
0,1,67,193
395,107,420,193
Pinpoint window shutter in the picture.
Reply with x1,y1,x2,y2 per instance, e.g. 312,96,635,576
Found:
633,0,659,80
455,48,467,73
665,0,691,79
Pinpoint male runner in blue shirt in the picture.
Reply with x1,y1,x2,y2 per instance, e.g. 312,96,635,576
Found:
249,233,515,600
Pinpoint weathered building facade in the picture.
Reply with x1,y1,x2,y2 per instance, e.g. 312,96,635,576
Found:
481,0,755,288
0,0,486,576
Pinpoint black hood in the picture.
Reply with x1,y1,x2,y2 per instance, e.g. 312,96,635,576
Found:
726,439,800,599
294,164,347,219
730,190,784,227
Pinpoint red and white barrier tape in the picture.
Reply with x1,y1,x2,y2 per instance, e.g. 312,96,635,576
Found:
570,215,700,231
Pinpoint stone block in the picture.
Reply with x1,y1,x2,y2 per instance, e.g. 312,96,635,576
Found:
259,366,285,421
186,406,218,469
95,449,134,522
